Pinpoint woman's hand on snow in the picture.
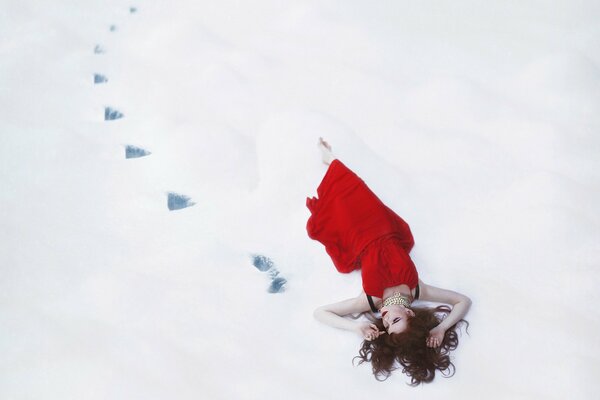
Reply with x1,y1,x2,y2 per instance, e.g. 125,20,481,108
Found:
427,325,446,348
356,321,384,341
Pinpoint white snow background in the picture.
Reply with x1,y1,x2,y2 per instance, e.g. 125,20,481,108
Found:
1,0,599,399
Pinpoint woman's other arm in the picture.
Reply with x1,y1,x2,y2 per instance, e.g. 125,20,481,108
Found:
313,293,382,340
419,280,472,331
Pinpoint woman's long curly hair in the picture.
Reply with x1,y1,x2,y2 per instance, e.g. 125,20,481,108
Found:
353,305,469,385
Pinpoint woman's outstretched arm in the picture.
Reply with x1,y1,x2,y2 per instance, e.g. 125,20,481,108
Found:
314,293,382,340
419,280,472,346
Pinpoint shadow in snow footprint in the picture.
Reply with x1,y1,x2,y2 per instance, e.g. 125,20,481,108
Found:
105,107,124,120
94,74,108,84
125,145,151,159
167,192,195,211
251,254,287,293
94,44,105,54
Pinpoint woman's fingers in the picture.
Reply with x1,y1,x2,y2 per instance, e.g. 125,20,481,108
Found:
427,332,443,343
365,327,382,341
363,325,387,341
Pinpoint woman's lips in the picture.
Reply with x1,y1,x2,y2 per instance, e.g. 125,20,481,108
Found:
381,311,388,317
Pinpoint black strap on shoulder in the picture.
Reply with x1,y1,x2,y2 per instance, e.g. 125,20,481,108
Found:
366,294,378,313
415,283,420,300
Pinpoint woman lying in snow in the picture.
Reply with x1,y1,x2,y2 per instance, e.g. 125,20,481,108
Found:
307,137,471,385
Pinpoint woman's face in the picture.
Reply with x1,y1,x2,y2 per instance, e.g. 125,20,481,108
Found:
381,304,415,334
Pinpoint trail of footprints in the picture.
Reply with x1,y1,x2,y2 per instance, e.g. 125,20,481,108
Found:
93,6,286,293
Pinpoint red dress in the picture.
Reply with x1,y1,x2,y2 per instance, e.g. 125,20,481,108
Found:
306,159,419,298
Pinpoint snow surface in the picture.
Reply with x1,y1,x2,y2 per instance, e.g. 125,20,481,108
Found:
1,1,599,399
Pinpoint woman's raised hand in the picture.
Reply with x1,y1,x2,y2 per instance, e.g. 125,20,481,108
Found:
356,321,384,341
427,325,446,348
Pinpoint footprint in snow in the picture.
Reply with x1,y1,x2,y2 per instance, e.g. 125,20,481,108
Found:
125,145,151,159
104,107,124,120
167,192,195,211
251,254,287,293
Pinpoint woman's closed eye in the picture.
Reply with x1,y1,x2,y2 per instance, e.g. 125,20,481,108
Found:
392,317,402,325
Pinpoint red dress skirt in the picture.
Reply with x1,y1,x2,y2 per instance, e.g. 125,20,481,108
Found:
306,159,418,298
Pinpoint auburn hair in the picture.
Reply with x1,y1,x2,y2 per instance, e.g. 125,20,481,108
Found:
353,305,469,385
